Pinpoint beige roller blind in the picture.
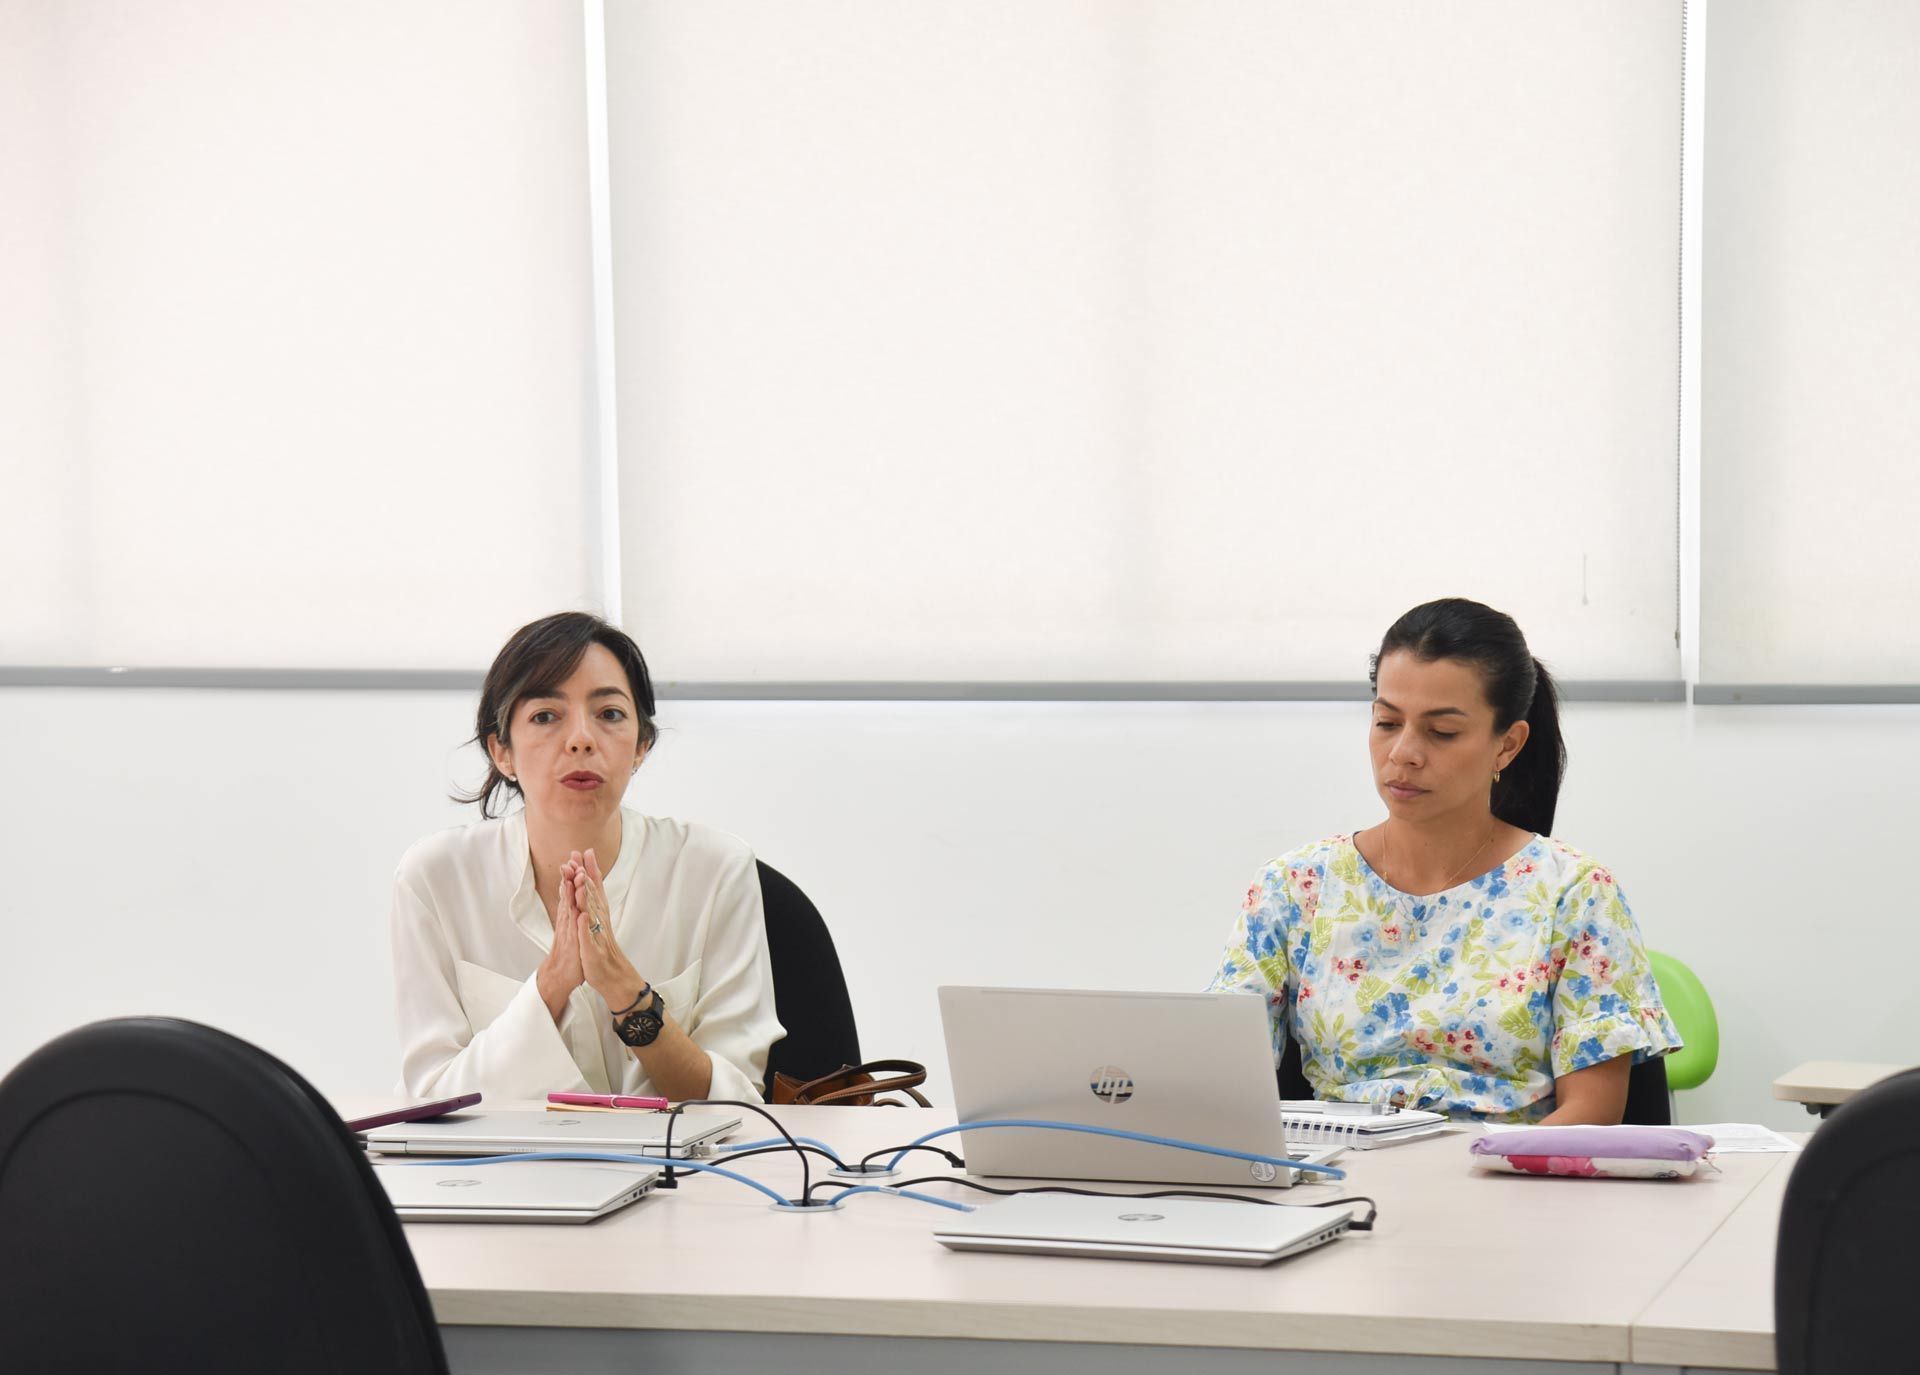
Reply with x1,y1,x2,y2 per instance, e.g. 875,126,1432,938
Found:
0,0,600,669
608,1,1684,685
1701,0,1920,690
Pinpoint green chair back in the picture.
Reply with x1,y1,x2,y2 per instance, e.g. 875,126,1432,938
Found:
1647,949,1719,1093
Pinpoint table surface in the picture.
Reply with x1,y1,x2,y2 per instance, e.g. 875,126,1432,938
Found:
342,1098,1797,1369
1632,1149,1794,1369
1770,1059,1912,1105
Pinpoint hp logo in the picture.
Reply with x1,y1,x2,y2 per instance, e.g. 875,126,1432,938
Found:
1089,1066,1134,1105
436,1179,482,1189
1117,1213,1164,1223
1249,1161,1278,1183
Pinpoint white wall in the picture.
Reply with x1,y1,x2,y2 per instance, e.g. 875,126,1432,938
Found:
3,687,1912,1129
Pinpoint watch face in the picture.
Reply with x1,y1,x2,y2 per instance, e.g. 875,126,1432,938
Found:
616,1006,665,1048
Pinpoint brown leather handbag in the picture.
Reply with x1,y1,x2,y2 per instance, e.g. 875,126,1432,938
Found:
769,1059,931,1107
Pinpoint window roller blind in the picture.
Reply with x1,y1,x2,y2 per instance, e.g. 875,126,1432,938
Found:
607,1,1685,686
0,0,599,670
1701,0,1920,691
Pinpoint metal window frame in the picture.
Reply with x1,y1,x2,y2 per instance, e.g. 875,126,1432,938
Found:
0,667,1691,702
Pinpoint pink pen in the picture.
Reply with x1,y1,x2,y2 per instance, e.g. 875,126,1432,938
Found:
548,1091,671,1110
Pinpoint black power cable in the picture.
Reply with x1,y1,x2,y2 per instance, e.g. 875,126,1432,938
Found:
665,1098,841,1201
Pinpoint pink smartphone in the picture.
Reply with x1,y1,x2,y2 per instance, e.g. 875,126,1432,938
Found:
547,1092,671,1110
342,1092,481,1134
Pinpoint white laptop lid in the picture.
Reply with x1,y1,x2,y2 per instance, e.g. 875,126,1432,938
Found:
361,1109,739,1157
933,1193,1352,1264
374,1160,659,1222
939,987,1305,1187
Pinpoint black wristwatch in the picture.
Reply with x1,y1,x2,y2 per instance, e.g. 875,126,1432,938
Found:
611,984,666,1048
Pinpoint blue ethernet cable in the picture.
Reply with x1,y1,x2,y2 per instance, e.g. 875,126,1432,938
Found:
395,1151,982,1215
714,1136,845,1164
871,1120,1346,1179
394,1151,793,1207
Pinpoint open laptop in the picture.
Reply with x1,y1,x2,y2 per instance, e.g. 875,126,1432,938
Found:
360,1108,740,1159
934,1192,1354,1266
939,986,1340,1188
373,1160,661,1223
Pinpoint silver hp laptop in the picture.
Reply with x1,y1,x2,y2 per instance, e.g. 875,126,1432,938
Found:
361,1109,739,1158
939,987,1339,1188
374,1160,660,1223
933,1192,1354,1266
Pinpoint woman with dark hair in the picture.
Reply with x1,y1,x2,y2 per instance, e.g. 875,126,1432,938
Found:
1210,598,1679,1124
390,612,782,1102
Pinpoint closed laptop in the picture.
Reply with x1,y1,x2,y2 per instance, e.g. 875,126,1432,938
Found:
361,1108,739,1158
375,1160,660,1223
933,1192,1354,1265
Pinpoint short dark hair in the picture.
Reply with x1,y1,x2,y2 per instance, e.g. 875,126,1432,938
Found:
456,611,659,818
1369,597,1567,837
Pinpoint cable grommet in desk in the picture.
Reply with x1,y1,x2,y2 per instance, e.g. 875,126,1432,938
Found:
828,1163,900,1181
770,1197,844,1213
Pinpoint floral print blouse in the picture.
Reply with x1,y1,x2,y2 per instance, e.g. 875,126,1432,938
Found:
1209,834,1682,1122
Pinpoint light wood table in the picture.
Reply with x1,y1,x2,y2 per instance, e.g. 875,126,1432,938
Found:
1771,1060,1912,1117
1631,1150,1800,1371
342,1100,1795,1375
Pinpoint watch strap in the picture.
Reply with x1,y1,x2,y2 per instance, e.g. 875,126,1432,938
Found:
612,986,666,1048
610,983,653,1018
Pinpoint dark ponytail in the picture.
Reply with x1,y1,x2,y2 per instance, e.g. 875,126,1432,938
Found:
1370,598,1567,837
1496,658,1564,837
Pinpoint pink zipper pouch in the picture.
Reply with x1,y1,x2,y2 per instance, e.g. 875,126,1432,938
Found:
1469,1126,1716,1179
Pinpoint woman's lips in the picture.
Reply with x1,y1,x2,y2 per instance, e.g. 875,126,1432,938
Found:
560,773,603,791
1385,782,1426,800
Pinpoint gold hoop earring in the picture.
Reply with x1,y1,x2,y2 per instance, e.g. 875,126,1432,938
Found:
1493,770,1502,784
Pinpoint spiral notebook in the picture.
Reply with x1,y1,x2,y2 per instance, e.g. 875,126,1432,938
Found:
1280,1101,1451,1148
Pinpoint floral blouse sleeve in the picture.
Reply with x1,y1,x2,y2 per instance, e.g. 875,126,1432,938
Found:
1208,848,1321,1067
1547,861,1682,1077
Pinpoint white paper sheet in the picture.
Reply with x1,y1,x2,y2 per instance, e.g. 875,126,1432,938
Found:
1682,1123,1803,1153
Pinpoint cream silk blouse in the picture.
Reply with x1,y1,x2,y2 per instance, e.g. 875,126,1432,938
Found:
390,808,784,1102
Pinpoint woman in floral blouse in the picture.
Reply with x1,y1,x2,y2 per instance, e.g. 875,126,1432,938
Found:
1210,598,1680,1124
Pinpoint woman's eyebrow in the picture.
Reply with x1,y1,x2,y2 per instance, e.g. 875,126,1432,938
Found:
1373,696,1469,718
587,686,632,702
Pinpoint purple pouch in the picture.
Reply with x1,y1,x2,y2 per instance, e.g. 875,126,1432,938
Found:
1469,1126,1716,1179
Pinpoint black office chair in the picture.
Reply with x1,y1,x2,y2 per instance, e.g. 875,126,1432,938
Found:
1276,1030,1314,1101
758,860,862,1097
0,1017,447,1375
1619,1054,1672,1125
1775,1066,1920,1375
1278,1033,1672,1124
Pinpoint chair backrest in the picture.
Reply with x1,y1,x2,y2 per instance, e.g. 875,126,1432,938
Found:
1620,1053,1672,1125
1280,1032,1671,1124
758,860,861,1096
1647,948,1720,1093
1775,1067,1920,1375
0,1017,447,1375
1277,1030,1312,1101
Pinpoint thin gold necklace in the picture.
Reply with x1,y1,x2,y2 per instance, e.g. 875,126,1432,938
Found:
1381,821,1498,897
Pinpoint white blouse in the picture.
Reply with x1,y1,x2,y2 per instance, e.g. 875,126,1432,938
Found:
390,808,784,1103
